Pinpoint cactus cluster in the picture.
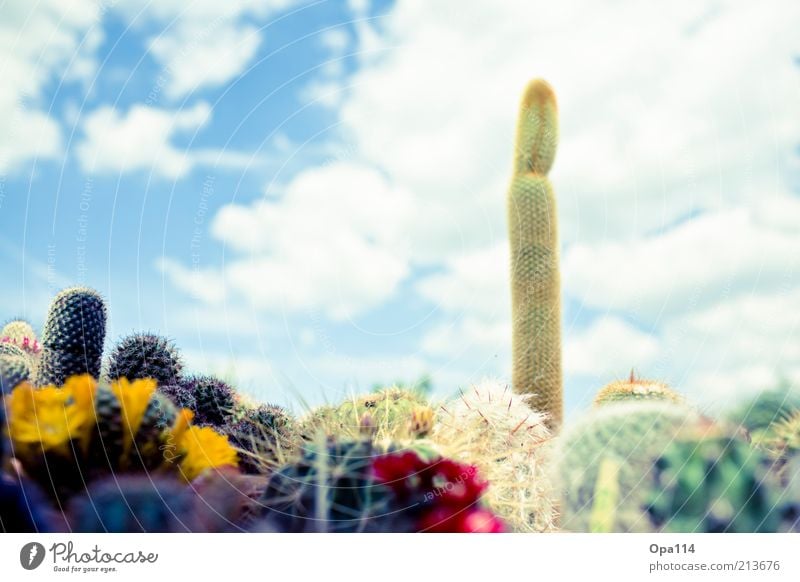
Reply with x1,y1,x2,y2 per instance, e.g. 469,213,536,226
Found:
507,79,562,429
557,400,702,532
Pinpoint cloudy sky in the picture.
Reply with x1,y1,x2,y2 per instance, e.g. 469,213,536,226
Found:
1,0,798,415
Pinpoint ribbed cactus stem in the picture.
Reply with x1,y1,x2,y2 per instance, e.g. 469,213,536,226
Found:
507,79,562,427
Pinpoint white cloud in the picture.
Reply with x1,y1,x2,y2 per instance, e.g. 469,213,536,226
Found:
300,80,345,108
0,0,100,172
115,0,307,99
319,28,350,53
77,102,256,178
563,197,800,322
162,162,414,318
564,317,660,377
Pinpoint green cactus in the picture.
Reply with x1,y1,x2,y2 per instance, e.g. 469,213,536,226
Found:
558,401,701,532
762,410,800,484
594,374,684,407
180,375,236,427
0,353,32,394
68,475,199,532
727,382,800,435
301,387,431,440
257,438,401,532
37,286,106,386
107,332,183,386
507,79,562,428
1,319,40,360
647,436,780,532
224,403,297,474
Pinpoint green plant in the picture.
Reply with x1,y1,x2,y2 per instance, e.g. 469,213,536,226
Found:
594,373,684,407
762,410,800,484
301,387,431,441
256,438,401,532
107,332,183,386
727,381,800,435
507,79,562,428
0,352,32,394
557,400,702,532
37,286,106,386
1,319,40,358
180,375,236,427
68,475,199,532
224,403,297,474
647,435,780,532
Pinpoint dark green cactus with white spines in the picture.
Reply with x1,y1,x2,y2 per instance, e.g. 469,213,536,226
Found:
257,439,400,532
507,79,562,428
68,475,199,532
37,286,106,386
107,332,183,386
558,400,702,532
647,435,780,532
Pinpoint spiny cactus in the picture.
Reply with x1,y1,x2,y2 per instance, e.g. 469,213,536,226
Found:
763,410,800,484
257,438,402,532
432,380,555,532
37,286,106,386
1,319,40,357
647,435,780,532
5,376,237,500
68,475,199,532
0,353,32,394
107,332,183,386
507,79,562,428
594,373,684,407
727,382,800,435
224,403,296,474
158,380,197,410
301,387,432,441
178,375,236,427
558,400,703,532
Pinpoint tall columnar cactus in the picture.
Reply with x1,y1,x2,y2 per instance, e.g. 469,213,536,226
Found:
557,400,702,532
507,79,562,427
37,286,106,386
107,332,183,386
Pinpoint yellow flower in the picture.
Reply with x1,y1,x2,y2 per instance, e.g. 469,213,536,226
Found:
110,378,157,453
6,382,87,451
179,425,238,481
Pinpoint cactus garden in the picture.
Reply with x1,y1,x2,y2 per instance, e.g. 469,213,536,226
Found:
2,77,798,534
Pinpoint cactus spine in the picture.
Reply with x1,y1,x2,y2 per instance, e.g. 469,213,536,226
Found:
507,79,562,427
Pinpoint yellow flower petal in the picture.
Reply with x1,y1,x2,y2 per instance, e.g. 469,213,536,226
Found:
179,425,238,481
111,378,157,452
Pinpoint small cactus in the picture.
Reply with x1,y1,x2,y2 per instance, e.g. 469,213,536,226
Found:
37,287,106,386
594,373,684,407
1,319,40,358
647,435,780,532
107,332,183,386
223,403,297,474
180,375,236,427
557,400,702,532
432,380,555,532
301,387,431,441
68,475,199,532
0,353,32,394
507,79,562,428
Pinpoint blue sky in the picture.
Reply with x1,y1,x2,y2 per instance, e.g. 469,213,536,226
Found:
1,0,799,416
